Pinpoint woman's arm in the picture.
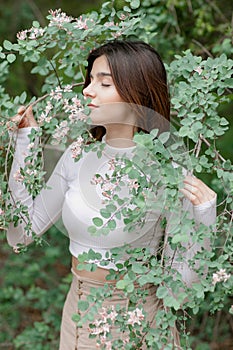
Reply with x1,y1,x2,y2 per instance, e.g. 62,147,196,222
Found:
164,177,217,287
7,107,72,247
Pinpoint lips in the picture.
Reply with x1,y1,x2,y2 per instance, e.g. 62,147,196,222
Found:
88,104,99,108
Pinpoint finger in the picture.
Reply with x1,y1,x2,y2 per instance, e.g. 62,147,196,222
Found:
180,184,216,205
180,188,201,206
17,105,26,115
11,114,23,124
183,177,206,198
25,105,34,119
183,177,208,197
184,176,216,200
183,183,200,196
7,114,23,131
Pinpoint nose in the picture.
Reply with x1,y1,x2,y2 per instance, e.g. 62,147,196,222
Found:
83,83,96,99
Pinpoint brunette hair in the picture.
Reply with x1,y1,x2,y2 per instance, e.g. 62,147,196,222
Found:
84,40,170,139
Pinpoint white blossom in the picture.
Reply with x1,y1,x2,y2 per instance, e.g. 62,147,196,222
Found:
45,101,53,114
17,30,28,40
64,84,73,92
17,27,45,41
128,178,139,191
25,169,37,176
91,175,103,185
48,9,73,27
104,21,115,28
74,16,89,30
127,308,144,326
52,121,70,144
194,66,203,75
108,159,116,171
27,142,35,150
28,27,45,39
50,89,63,101
212,269,231,285
13,169,24,183
70,137,84,159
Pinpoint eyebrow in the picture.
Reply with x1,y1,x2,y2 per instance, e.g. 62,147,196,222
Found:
90,72,112,78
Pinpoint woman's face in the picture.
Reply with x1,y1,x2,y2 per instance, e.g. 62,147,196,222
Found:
83,55,123,106
83,55,135,129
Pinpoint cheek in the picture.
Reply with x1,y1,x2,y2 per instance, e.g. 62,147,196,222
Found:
90,103,135,126
104,88,124,104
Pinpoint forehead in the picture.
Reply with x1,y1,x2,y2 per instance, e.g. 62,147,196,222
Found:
91,55,110,73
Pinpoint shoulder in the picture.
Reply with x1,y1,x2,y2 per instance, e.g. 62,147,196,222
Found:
54,143,84,181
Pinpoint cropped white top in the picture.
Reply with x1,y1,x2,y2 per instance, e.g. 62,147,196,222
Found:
7,128,216,286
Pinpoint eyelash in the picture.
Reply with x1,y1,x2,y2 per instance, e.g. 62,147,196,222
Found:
101,83,111,87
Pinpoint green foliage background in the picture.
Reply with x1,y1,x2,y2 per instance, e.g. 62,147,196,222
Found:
0,0,232,349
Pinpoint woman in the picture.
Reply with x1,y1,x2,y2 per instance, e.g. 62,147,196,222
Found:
7,40,216,349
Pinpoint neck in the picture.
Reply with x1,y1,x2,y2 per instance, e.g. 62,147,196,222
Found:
105,124,136,148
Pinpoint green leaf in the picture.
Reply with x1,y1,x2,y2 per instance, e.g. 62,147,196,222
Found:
132,263,148,274
78,300,89,311
127,283,134,293
3,40,13,50
100,208,111,219
92,217,103,227
88,226,97,235
158,132,170,144
107,219,116,230
195,164,202,173
72,313,81,322
116,280,128,289
171,233,189,244
163,296,180,310
32,21,40,28
156,286,168,299
130,0,140,9
19,91,27,104
220,117,229,126
150,128,159,138
224,78,233,88
106,203,117,212
7,54,16,63
123,5,131,12
179,126,189,137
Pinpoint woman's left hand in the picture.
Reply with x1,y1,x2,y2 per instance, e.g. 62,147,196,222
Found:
180,175,216,206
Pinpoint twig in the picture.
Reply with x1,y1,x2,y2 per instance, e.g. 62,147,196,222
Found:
25,0,47,26
169,4,181,34
199,134,226,162
212,310,222,343
186,0,193,13
49,59,62,89
192,39,213,58
194,137,202,158
206,0,229,23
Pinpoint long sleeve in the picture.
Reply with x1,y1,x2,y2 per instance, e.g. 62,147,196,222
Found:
7,127,71,247
164,195,216,287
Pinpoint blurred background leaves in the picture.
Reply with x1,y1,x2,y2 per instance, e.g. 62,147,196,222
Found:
0,0,232,349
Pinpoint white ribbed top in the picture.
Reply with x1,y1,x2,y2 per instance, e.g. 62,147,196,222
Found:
7,128,216,285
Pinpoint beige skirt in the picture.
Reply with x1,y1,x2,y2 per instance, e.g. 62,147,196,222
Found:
59,268,181,350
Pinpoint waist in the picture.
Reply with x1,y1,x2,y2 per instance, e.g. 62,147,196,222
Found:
72,255,117,282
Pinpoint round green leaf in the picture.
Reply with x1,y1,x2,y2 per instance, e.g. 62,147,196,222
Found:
78,300,89,311
3,40,13,50
130,0,140,9
107,219,116,230
93,217,103,227
156,286,168,299
7,54,16,63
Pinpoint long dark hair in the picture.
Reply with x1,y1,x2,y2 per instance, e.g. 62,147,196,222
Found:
83,40,170,140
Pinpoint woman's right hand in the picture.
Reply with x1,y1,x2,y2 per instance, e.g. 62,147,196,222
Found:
8,105,38,130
